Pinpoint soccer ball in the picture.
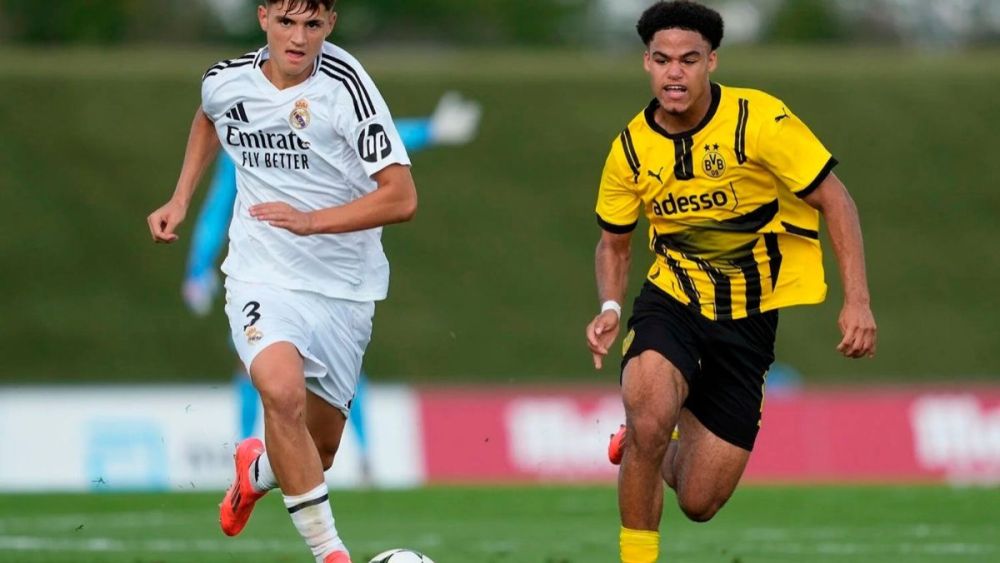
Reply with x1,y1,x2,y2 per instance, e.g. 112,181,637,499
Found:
367,548,435,563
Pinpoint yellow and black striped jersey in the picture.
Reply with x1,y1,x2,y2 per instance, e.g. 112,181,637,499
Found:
596,83,835,320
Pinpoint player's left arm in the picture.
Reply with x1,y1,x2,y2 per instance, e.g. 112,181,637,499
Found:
802,172,877,359
250,164,417,235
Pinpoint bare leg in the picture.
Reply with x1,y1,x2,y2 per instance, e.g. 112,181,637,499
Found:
665,409,751,522
618,350,689,531
660,433,680,490
306,390,348,471
249,342,324,495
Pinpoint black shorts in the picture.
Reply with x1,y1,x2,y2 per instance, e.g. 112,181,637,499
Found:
621,282,778,451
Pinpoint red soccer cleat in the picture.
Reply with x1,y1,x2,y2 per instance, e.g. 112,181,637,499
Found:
220,438,267,536
323,551,352,563
608,424,626,465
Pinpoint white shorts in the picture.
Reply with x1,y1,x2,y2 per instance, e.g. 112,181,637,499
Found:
224,277,375,415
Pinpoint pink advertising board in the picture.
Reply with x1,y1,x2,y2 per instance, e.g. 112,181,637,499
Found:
416,386,1000,484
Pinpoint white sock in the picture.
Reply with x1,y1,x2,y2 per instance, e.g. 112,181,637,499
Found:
283,483,347,562
248,452,278,493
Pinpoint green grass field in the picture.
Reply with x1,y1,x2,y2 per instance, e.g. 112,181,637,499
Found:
1,485,996,562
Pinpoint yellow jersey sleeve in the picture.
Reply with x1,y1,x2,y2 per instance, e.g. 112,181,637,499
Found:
756,102,836,199
595,137,641,233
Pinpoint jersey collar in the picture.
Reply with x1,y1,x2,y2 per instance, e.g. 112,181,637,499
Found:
644,82,721,140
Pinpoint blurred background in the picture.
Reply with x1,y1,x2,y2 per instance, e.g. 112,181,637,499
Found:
0,0,998,561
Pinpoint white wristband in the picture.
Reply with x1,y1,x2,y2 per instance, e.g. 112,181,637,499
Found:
600,300,622,318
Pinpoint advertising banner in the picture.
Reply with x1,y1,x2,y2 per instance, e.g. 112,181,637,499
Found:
1,384,997,490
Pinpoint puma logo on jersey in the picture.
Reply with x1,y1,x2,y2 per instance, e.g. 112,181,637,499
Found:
774,108,790,123
647,167,664,183
226,102,250,123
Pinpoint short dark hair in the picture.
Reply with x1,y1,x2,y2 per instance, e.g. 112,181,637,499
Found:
267,0,336,14
636,1,724,50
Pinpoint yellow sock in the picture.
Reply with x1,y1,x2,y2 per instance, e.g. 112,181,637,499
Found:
620,526,659,563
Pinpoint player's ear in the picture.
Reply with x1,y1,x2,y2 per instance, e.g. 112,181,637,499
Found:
257,5,269,32
327,11,337,34
707,50,718,73
643,48,651,73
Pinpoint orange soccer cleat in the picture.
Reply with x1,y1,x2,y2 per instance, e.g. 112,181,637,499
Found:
608,424,681,465
323,551,352,563
220,438,267,536
608,424,626,465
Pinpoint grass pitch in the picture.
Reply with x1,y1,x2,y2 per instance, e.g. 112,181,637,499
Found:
0,485,996,562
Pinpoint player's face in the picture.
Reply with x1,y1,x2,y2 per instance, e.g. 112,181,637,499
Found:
258,2,336,81
643,28,717,119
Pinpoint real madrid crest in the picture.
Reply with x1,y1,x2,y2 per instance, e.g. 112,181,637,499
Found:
245,325,263,344
290,99,311,130
702,143,726,178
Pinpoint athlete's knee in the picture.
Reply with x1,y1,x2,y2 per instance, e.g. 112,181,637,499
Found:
676,489,729,522
627,412,673,460
255,379,306,423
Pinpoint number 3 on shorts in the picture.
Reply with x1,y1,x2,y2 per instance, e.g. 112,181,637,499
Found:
242,301,261,330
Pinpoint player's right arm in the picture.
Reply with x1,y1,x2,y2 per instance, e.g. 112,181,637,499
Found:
588,229,632,369
587,136,641,369
147,107,219,243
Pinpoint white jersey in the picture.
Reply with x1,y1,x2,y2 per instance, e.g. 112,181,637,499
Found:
201,42,410,302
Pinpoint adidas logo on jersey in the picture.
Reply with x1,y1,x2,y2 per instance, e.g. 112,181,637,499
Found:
226,102,250,123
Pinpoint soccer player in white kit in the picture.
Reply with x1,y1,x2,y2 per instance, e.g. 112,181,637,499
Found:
146,2,417,562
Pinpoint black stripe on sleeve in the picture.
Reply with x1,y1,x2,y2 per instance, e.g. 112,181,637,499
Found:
619,130,640,183
794,157,838,199
319,67,363,121
781,221,820,239
205,61,228,73
322,55,376,116
203,54,257,81
286,494,330,514
622,128,641,169
735,98,749,165
597,214,637,234
320,63,370,120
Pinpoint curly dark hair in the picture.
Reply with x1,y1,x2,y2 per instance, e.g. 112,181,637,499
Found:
267,0,336,14
636,1,724,50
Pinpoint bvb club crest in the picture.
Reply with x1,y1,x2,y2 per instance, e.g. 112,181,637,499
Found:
289,99,311,130
702,143,726,178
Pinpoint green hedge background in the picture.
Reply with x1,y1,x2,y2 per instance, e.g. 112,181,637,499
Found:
1,46,997,383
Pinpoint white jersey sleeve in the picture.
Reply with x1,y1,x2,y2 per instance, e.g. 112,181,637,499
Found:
201,51,258,120
321,46,411,178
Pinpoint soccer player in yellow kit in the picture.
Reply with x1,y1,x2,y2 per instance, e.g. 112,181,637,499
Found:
584,2,877,562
